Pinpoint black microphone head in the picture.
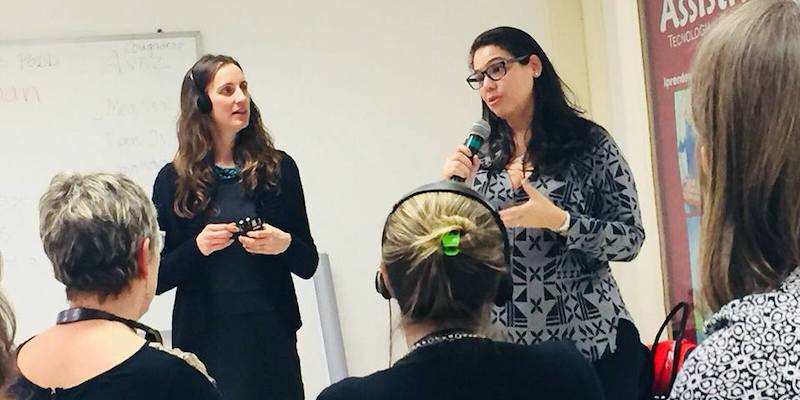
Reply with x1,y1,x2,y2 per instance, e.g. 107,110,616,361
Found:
465,120,490,154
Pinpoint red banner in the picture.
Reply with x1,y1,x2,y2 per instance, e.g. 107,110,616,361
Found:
638,0,749,338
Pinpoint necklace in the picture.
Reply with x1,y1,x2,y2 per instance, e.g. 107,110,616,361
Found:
56,307,163,344
409,329,484,353
213,164,241,180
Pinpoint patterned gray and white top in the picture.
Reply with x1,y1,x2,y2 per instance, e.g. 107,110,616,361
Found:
473,131,645,361
670,267,800,399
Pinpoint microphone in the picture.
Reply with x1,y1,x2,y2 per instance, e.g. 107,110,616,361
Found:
451,120,490,182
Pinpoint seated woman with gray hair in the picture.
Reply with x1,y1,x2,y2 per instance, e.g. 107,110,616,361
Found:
7,173,220,400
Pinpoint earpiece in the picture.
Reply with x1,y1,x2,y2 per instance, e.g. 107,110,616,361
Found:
188,65,212,114
375,270,391,300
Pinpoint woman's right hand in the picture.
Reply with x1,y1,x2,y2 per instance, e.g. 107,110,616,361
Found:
196,223,239,256
441,144,480,182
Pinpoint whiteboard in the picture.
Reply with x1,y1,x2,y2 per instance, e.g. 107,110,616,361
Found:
0,32,200,340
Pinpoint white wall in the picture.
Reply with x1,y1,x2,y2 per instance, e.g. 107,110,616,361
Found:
2,1,554,398
580,0,668,342
515,0,669,343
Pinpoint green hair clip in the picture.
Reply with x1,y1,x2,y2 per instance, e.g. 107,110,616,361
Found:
441,230,461,256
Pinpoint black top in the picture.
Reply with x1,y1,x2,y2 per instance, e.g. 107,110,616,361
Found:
204,178,272,314
317,338,604,400
152,151,318,347
8,344,221,400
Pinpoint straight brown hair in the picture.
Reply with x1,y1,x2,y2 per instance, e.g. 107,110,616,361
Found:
690,0,800,311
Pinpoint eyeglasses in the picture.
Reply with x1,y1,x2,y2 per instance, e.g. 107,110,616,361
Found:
466,55,530,90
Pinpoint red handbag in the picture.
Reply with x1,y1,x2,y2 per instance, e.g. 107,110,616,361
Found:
649,302,697,399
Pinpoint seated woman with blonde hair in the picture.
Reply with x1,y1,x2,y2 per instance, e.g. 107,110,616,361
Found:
318,181,603,400
8,173,220,400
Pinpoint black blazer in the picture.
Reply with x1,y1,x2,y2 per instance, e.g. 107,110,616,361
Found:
152,151,318,347
318,338,604,400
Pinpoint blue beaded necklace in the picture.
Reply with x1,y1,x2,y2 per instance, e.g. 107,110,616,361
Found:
213,164,241,181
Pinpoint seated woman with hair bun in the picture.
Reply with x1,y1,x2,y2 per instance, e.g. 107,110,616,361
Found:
318,182,604,400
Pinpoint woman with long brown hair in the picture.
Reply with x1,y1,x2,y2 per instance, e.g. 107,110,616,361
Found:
152,54,318,400
670,0,800,398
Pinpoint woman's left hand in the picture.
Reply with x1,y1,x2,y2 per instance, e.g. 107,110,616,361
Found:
239,223,292,255
499,180,568,230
